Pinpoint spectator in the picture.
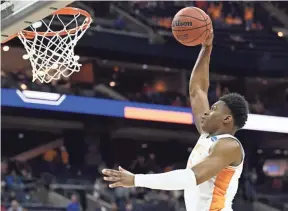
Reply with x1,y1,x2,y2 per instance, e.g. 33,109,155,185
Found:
243,172,256,202
208,83,222,104
171,190,181,210
43,149,58,163
85,143,103,178
272,178,283,193
5,171,22,189
85,144,102,167
222,87,230,96
157,17,172,29
250,95,271,115
244,4,254,30
195,1,208,10
93,179,101,199
115,187,130,209
130,156,146,174
16,161,32,180
67,193,81,211
208,2,223,26
43,149,58,172
15,71,29,86
30,77,51,92
1,159,9,176
111,202,118,211
250,168,258,185
172,96,182,106
8,200,23,211
125,201,133,211
60,146,70,166
51,73,72,94
225,14,234,25
142,83,153,97
20,169,31,180
1,71,14,88
145,153,159,173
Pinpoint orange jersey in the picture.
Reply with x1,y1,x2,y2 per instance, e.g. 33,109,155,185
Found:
43,150,57,162
244,7,254,20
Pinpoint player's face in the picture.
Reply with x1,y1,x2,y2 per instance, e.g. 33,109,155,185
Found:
201,101,232,133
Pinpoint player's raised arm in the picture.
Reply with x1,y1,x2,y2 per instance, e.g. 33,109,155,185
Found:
101,138,241,190
189,32,213,134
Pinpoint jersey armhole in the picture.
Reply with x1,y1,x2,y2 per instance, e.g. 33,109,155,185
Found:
227,138,244,169
209,136,245,169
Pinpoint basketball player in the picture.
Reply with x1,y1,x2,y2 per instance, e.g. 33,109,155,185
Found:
102,32,249,211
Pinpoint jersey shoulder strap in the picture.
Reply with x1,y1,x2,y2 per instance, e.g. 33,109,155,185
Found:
214,134,238,141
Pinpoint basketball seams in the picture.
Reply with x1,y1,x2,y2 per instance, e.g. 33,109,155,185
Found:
194,7,209,21
180,29,210,45
194,7,209,42
172,22,211,32
174,14,208,22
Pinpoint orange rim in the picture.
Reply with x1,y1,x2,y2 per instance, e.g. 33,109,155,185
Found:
14,7,91,40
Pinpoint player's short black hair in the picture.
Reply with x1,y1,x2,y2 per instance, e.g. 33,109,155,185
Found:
219,93,249,129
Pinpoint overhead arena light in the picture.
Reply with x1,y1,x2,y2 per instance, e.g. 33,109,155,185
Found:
22,54,29,60
20,84,27,90
3,45,9,51
278,31,283,37
32,21,42,29
109,81,116,87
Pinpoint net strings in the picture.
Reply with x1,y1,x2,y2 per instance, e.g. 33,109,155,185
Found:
17,13,91,83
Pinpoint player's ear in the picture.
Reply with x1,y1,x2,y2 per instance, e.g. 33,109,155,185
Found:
223,115,232,124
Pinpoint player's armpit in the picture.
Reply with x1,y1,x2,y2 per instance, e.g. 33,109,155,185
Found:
189,87,209,134
191,138,242,185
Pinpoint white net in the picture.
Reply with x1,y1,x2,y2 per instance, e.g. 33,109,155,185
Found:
17,9,92,83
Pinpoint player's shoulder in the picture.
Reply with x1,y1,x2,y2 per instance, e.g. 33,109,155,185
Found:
213,136,244,167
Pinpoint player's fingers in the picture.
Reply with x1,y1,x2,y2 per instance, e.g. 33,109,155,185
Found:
118,166,134,176
102,169,120,177
109,182,122,188
118,166,128,172
103,176,120,182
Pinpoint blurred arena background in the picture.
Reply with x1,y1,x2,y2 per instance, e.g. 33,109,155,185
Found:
1,1,288,211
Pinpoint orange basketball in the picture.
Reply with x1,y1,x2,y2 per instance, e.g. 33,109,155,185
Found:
172,7,212,46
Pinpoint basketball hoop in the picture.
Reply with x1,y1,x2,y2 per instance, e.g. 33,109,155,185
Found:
16,7,92,83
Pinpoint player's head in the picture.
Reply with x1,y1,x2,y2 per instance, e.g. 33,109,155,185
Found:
201,93,249,134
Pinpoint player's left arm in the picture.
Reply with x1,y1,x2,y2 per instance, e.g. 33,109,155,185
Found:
102,138,242,189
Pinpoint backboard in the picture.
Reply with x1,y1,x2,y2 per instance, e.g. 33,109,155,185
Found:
1,0,74,43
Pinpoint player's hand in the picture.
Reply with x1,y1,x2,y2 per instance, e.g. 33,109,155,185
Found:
102,166,135,188
202,30,214,47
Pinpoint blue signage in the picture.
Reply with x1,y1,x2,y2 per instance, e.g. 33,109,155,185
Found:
1,88,193,124
2,88,288,133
